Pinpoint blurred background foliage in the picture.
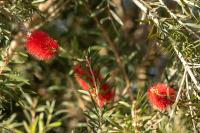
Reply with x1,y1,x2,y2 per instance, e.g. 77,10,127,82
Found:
1,0,200,132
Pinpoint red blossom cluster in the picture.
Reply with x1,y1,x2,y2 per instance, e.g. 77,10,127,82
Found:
147,83,176,111
25,31,59,60
74,64,115,108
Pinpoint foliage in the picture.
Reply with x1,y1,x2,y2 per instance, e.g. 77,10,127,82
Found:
0,0,200,132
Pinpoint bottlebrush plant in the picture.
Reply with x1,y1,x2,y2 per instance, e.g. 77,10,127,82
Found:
74,63,115,108
25,31,59,60
147,83,176,111
1,0,200,133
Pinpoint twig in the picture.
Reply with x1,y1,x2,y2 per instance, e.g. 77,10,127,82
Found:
131,101,138,133
0,39,19,75
152,117,164,127
132,0,200,129
174,0,200,9
171,42,200,91
82,1,133,100
84,56,103,132
0,59,8,75
131,0,159,25
186,73,197,133
172,43,200,100
169,70,186,120
30,0,70,31
146,112,162,130
159,0,200,40
85,56,101,107
132,0,200,93
0,0,69,75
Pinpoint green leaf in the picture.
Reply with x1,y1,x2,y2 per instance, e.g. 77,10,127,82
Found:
78,90,90,95
105,117,123,130
48,122,61,128
185,23,200,29
38,113,44,133
110,10,123,26
3,73,29,85
23,122,30,133
118,101,131,108
31,117,38,133
32,0,47,4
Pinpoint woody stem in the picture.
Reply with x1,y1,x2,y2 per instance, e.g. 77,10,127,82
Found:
84,56,103,131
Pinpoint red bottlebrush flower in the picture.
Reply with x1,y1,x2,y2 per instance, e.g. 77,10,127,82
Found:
74,65,115,107
25,31,59,60
74,64,92,91
147,83,176,111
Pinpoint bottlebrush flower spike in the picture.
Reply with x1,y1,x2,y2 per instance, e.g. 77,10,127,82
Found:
74,64,115,107
25,31,59,60
147,83,176,111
